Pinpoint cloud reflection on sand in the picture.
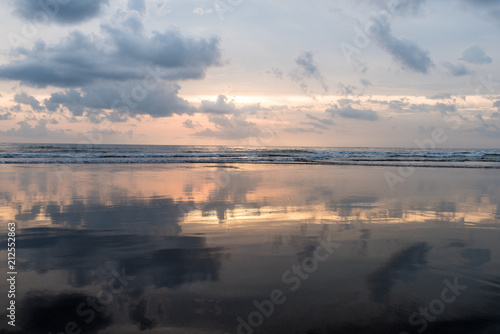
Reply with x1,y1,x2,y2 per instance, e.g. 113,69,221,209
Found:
0,164,500,333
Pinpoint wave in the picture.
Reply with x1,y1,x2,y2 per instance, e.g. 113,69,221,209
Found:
0,144,499,167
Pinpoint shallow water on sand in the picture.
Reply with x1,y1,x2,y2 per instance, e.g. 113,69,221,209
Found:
0,164,499,333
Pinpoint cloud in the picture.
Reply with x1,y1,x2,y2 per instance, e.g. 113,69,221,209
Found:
13,0,109,25
435,102,457,114
375,24,433,74
192,95,264,140
459,45,493,65
289,51,329,95
442,61,472,76
0,112,13,120
427,92,453,100
183,119,201,129
284,127,319,134
389,0,427,16
327,103,378,121
266,67,283,79
194,114,262,140
45,82,196,120
14,92,44,111
0,25,221,88
198,95,239,115
306,113,335,125
367,243,430,302
127,0,146,15
460,0,500,26
0,119,65,138
301,114,335,130
338,82,358,95
198,95,260,116
360,79,372,87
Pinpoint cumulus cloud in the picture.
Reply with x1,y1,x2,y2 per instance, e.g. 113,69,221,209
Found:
0,25,221,88
459,45,493,65
198,95,238,115
289,51,329,95
198,95,260,116
13,0,109,25
14,92,44,112
442,61,472,76
0,119,65,138
326,104,378,121
45,82,196,121
192,95,264,140
194,114,262,140
375,23,433,74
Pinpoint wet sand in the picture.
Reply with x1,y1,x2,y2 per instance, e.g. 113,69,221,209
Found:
0,164,499,333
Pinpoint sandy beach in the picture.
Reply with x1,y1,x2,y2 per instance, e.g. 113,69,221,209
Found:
0,163,499,333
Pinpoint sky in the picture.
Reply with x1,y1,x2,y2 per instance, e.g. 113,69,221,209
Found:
0,0,499,148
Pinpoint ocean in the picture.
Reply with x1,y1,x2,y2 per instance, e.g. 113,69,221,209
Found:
1,144,500,333
1,143,500,167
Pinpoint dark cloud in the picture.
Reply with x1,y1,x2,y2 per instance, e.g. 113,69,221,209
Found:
459,45,493,65
45,82,195,120
14,92,44,112
327,104,378,121
0,24,221,88
375,23,433,74
289,51,329,95
0,119,65,138
443,61,473,76
435,102,457,114
13,0,109,25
